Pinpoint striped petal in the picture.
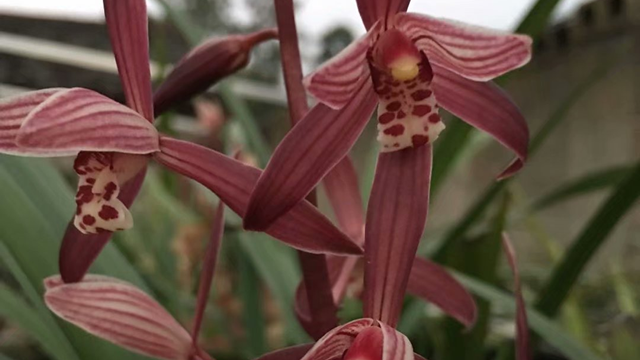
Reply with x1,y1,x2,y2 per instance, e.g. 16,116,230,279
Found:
303,24,379,109
59,168,146,283
408,258,477,328
363,145,432,327
104,0,154,120
397,13,532,81
154,29,277,115
16,88,159,155
379,322,414,360
44,275,192,360
321,157,365,241
155,137,362,256
502,233,531,360
432,66,528,179
244,81,378,231
255,345,315,360
301,319,376,360
357,0,411,30
0,88,67,156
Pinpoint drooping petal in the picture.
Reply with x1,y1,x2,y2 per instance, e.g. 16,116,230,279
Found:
154,29,278,115
244,81,378,231
379,322,414,360
363,145,432,327
0,88,67,156
356,0,411,30
16,88,159,155
155,137,362,256
321,157,365,241
303,24,380,109
432,66,528,179
255,345,315,360
397,13,532,81
44,275,192,360
408,258,477,328
301,319,376,360
191,202,225,346
502,233,531,360
60,168,147,283
103,0,154,121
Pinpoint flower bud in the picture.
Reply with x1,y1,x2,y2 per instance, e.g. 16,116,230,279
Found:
153,28,278,114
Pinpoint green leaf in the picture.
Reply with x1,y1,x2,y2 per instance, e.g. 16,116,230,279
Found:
454,272,604,360
0,284,75,360
516,0,563,39
535,162,640,317
237,247,267,356
533,166,630,210
236,232,309,344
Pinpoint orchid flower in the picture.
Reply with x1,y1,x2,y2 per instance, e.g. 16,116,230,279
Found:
244,0,532,231
0,0,361,283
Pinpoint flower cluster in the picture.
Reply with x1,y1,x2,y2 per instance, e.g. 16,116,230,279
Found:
0,1,533,360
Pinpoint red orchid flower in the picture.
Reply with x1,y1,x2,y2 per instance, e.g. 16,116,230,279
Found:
244,0,532,231
0,0,360,283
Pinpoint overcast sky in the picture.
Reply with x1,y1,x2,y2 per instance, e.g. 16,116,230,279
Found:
0,0,592,37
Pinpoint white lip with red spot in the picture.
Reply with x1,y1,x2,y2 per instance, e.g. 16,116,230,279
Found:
73,152,144,234
369,30,445,152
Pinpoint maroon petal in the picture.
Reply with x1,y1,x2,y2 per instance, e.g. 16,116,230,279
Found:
379,322,414,360
104,0,154,121
45,275,191,360
363,145,432,327
408,258,477,328
255,345,314,360
59,168,147,283
153,29,277,115
502,233,531,360
398,13,532,82
0,88,65,155
322,157,365,242
301,319,376,360
303,26,379,110
244,81,378,231
155,137,362,255
356,0,411,30
191,202,225,346
432,66,528,179
16,88,159,155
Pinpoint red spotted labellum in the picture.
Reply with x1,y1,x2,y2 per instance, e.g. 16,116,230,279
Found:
0,0,360,283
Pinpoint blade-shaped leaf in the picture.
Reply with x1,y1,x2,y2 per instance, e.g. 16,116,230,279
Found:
502,233,531,360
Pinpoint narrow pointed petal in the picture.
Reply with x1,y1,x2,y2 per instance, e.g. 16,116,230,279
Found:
502,233,531,360
0,88,67,155
60,168,147,283
155,137,362,255
432,66,528,179
255,345,314,360
244,82,378,231
45,275,191,360
154,29,277,115
398,13,532,81
379,322,414,360
16,88,159,155
191,202,225,346
363,145,432,326
408,258,477,328
104,0,154,120
356,0,410,30
322,157,365,241
301,319,376,360
303,25,379,109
